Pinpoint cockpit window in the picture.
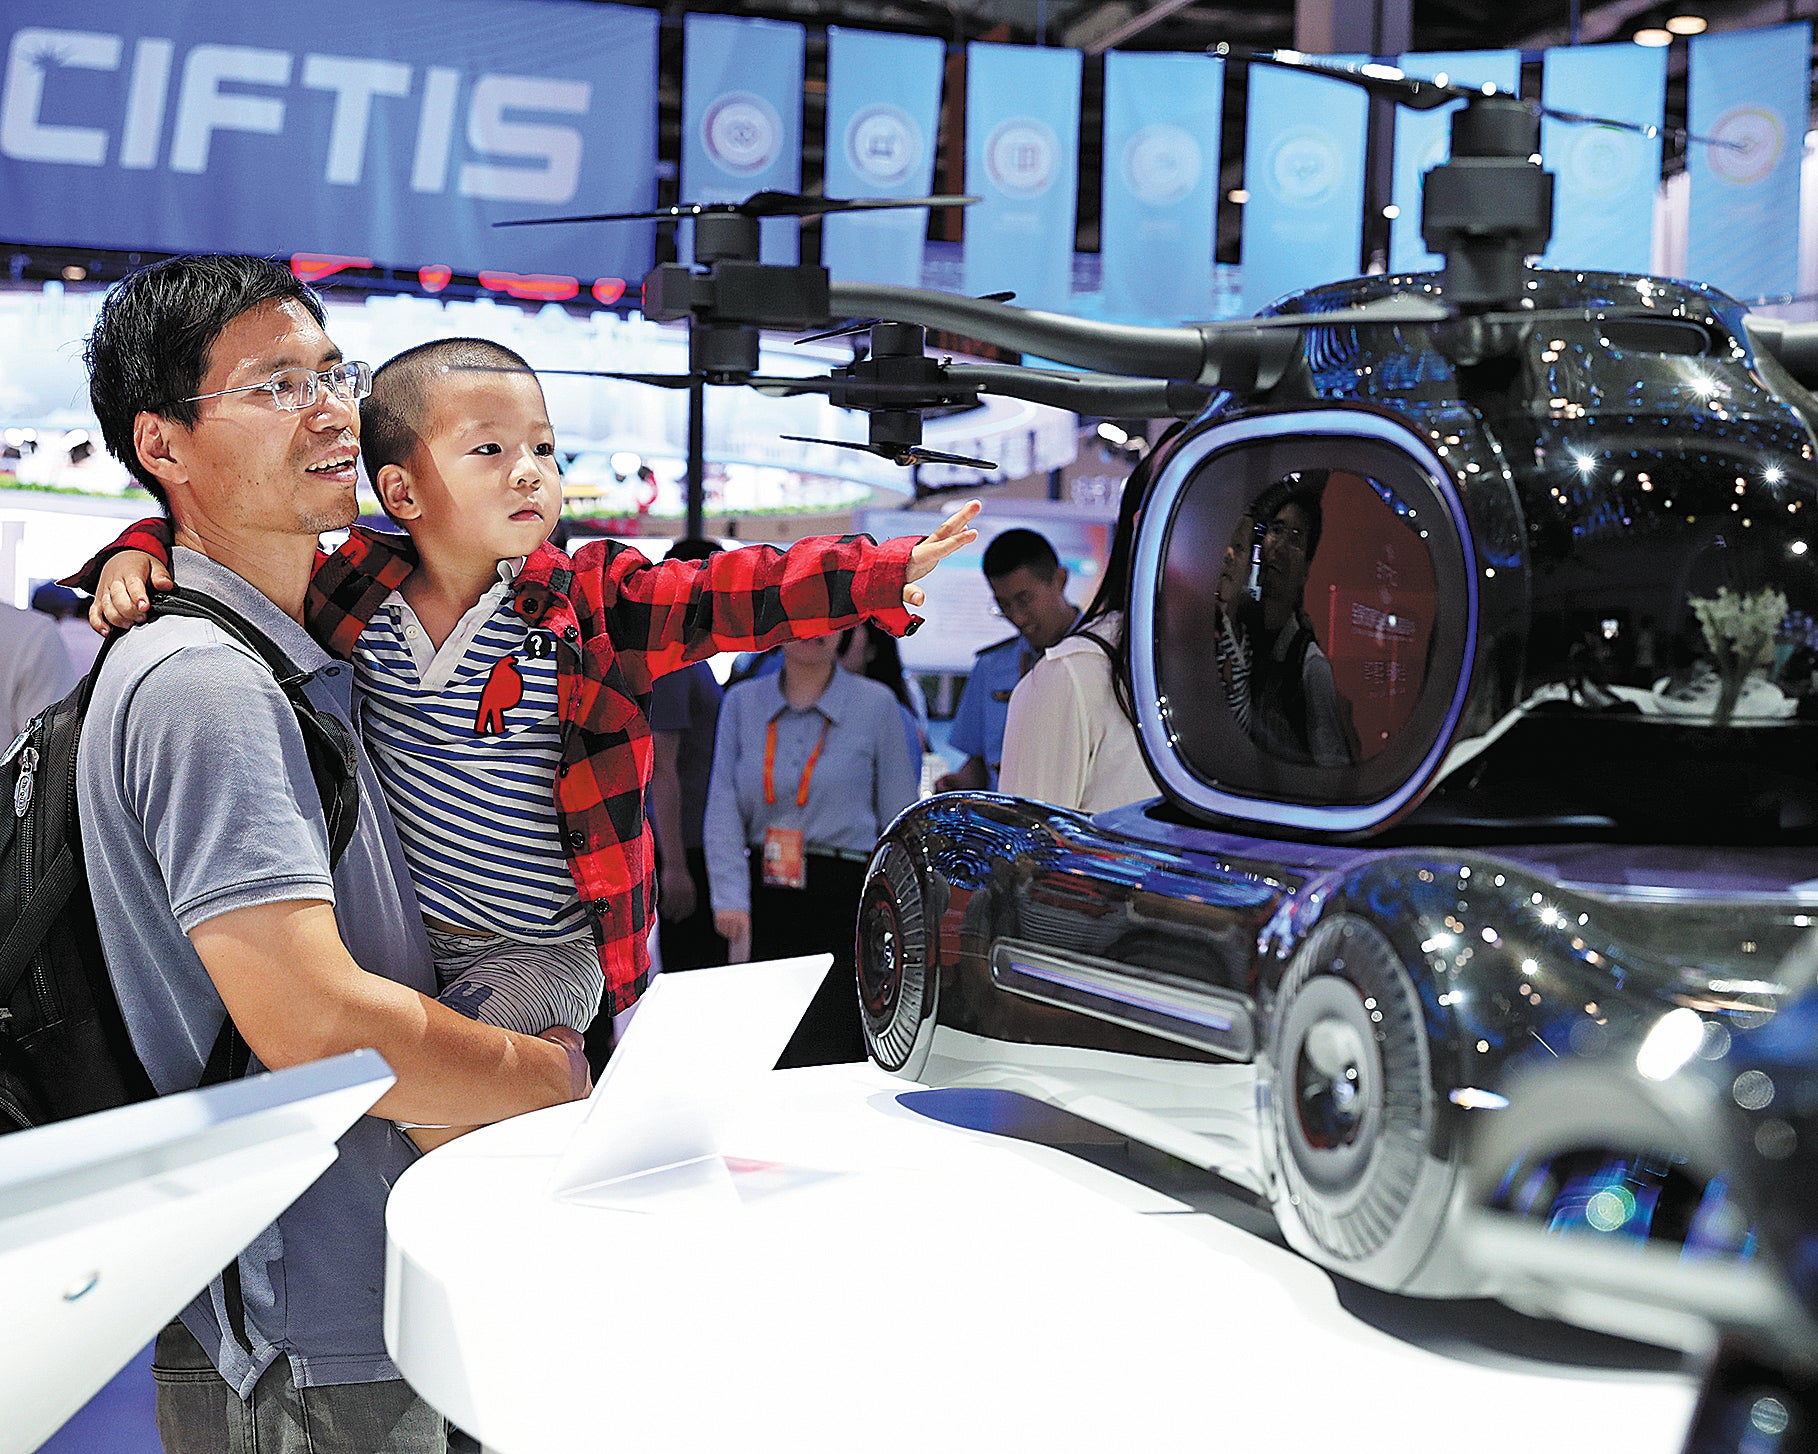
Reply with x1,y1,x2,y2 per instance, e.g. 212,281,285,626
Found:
1142,429,1473,824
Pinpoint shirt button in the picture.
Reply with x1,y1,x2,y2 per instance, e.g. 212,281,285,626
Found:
567,830,586,850
563,626,580,641
404,625,418,639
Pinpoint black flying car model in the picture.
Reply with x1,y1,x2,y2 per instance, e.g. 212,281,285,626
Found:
851,191,1818,1299
519,57,1818,1310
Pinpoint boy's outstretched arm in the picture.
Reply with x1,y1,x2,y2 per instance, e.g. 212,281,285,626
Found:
590,499,982,685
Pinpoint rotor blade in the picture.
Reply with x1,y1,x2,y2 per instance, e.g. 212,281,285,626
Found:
778,435,997,471
743,191,979,218
493,204,727,228
900,445,999,470
1225,47,1748,154
498,192,979,230
1220,47,1478,110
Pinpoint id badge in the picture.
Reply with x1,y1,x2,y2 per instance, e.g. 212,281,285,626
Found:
762,826,808,889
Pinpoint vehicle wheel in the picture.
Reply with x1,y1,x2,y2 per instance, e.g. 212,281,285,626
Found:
856,841,934,1076
1267,915,1456,1292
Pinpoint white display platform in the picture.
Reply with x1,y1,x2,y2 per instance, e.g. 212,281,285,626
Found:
1,1050,395,1454
387,1059,1700,1453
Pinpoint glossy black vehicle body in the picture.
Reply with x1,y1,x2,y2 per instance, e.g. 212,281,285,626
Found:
1254,270,1818,841
862,792,1811,1296
858,267,1818,1301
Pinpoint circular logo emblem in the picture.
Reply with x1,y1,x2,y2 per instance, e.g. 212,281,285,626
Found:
702,92,783,176
846,104,922,187
1121,124,1202,208
1569,126,1642,198
1709,105,1785,185
985,118,1060,198
1267,127,1344,204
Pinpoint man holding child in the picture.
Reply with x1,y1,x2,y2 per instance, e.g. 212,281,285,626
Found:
77,252,977,1452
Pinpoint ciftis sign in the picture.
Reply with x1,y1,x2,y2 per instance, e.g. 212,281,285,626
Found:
0,0,657,282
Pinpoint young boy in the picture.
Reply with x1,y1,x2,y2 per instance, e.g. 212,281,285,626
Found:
83,336,979,1134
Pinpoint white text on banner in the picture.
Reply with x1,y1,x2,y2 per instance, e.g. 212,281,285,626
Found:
0,0,658,282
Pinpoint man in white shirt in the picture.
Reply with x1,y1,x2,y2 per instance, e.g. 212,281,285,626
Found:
0,598,78,741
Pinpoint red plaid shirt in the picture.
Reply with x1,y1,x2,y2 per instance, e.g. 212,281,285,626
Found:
78,520,919,1015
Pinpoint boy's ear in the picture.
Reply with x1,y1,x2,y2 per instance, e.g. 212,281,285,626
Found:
374,462,422,522
131,412,189,490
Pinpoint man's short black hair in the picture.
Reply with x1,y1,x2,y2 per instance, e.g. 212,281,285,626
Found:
360,337,538,485
84,255,325,511
982,527,1061,582
1274,483,1325,562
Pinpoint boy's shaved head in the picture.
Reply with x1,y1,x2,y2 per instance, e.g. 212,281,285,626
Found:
361,337,539,480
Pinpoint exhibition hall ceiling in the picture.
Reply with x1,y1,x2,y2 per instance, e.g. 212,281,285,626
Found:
616,0,1813,57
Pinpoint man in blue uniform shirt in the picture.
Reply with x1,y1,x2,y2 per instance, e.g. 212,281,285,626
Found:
936,528,1080,792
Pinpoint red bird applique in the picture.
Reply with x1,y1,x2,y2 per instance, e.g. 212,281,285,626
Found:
474,655,524,735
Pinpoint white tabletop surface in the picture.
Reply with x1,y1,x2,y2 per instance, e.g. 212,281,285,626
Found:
386,1062,1699,1454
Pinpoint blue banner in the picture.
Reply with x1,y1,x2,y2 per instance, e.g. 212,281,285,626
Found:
1389,51,1521,273
822,26,944,289
1541,43,1666,275
0,0,656,284
1241,57,1368,313
1687,23,1811,301
681,14,804,266
962,43,1083,312
1099,50,1223,325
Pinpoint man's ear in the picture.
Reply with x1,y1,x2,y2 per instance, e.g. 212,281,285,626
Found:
1054,564,1069,594
131,412,189,490
374,463,423,522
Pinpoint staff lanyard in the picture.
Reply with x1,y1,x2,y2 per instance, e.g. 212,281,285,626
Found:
763,713,833,807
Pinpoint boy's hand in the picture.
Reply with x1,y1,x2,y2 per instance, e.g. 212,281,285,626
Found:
90,550,171,633
902,500,982,608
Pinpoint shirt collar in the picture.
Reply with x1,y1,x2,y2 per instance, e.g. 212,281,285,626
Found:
169,546,330,671
760,663,859,724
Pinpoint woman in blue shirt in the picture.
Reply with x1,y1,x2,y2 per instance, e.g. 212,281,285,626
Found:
705,632,920,1065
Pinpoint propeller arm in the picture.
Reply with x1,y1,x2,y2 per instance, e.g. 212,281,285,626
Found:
947,365,1212,419
825,283,1300,389
1747,317,1818,390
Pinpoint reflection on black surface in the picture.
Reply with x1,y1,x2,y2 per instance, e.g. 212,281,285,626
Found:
1158,440,1451,807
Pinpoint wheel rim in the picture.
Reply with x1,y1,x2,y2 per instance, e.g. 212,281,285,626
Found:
856,841,930,1072
1271,916,1433,1266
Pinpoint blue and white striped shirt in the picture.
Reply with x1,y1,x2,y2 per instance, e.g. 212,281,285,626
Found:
353,563,584,941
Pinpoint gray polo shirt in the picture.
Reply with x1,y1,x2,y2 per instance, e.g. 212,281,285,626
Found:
77,548,437,1394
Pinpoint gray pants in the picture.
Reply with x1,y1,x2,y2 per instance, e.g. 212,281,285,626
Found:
151,1319,447,1454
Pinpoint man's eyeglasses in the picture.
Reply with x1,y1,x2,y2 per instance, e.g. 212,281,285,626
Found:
181,361,372,413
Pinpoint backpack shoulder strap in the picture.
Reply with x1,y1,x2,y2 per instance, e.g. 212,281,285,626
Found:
150,587,360,868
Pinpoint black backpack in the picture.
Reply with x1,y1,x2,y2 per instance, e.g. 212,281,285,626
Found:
0,586,359,1135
